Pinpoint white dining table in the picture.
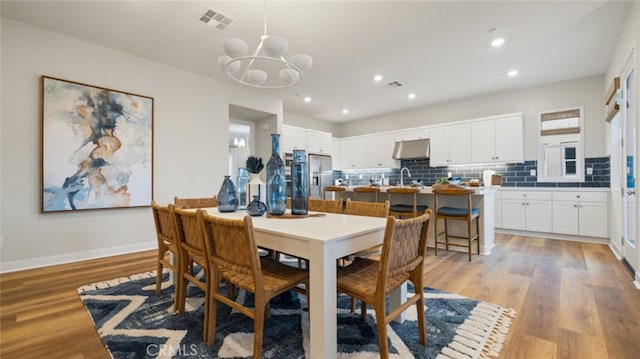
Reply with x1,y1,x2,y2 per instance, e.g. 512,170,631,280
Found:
200,208,406,358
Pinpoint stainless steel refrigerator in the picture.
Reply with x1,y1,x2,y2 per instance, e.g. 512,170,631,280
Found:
308,154,332,199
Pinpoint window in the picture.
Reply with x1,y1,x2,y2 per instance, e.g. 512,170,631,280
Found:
538,106,584,182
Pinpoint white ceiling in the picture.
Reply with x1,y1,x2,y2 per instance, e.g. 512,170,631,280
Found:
1,1,632,123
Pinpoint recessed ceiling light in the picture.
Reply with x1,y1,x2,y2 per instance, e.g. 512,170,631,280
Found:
373,74,384,82
507,69,519,77
342,109,349,115
303,96,312,103
491,38,505,47
408,93,416,99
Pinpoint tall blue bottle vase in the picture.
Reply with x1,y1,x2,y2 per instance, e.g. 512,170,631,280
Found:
291,149,308,215
216,175,238,212
266,133,286,215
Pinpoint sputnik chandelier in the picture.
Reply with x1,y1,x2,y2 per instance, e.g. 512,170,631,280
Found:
217,1,313,89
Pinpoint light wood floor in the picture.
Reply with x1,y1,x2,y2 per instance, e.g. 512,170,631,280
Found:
1,234,639,358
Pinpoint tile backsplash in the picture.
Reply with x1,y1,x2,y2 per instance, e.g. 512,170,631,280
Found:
333,156,610,188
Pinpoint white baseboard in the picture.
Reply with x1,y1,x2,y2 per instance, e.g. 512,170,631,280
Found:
608,243,623,260
0,241,157,274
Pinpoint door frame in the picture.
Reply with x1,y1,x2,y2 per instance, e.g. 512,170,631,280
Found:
620,47,640,287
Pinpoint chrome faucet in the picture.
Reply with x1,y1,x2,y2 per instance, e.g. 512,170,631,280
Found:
400,167,412,187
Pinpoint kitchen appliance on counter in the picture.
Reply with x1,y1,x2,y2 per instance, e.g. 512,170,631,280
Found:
308,154,332,199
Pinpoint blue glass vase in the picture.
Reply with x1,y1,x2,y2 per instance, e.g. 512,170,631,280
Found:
246,195,266,216
216,175,238,212
291,149,308,215
266,133,286,215
236,168,249,209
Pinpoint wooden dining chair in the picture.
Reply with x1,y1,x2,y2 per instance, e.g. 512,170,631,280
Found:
322,185,346,200
387,187,428,219
199,213,309,355
173,207,214,341
342,198,390,311
308,198,343,213
337,210,432,359
150,201,183,311
433,187,480,261
174,196,217,208
353,186,380,202
343,198,390,218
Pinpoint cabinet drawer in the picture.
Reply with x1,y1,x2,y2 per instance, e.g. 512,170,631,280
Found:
552,192,608,202
501,191,552,201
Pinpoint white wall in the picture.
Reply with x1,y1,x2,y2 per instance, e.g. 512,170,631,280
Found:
284,111,339,135
0,19,283,272
336,75,606,159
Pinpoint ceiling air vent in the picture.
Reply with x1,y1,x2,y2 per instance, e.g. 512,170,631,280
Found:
200,8,234,30
385,81,403,88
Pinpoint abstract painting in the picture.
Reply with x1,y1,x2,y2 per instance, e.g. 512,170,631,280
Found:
41,76,153,212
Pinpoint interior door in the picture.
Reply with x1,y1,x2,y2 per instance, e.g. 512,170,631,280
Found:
622,54,637,273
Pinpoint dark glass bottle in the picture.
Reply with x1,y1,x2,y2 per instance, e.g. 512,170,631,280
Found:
291,149,308,215
216,175,238,212
265,133,286,215
246,195,267,216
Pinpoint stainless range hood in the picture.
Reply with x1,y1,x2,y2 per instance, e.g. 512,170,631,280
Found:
392,138,430,159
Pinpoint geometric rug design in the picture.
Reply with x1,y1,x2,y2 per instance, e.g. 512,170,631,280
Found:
78,269,516,358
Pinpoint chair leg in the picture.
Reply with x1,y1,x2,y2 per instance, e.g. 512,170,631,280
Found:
476,216,481,255
376,308,389,359
206,275,221,346
444,219,450,250
254,303,266,359
467,217,472,262
360,302,368,320
177,261,188,314
434,217,439,256
155,260,163,295
350,297,356,313
416,291,426,346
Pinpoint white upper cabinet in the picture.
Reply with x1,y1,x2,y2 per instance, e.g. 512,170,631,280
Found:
340,137,366,169
307,129,333,154
471,114,524,163
282,125,307,152
282,125,332,155
365,133,399,168
429,123,471,166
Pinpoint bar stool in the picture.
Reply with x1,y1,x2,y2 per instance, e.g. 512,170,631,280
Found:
387,187,428,219
353,186,380,202
433,187,480,261
323,185,346,200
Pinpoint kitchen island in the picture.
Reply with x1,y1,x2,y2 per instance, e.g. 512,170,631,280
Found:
338,185,497,255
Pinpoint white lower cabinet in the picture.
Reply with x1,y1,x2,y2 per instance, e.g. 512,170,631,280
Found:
500,191,552,232
552,192,608,238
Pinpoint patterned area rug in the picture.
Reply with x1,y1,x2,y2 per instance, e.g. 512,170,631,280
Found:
77,269,516,358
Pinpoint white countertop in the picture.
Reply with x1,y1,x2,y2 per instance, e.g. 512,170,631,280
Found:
342,185,496,195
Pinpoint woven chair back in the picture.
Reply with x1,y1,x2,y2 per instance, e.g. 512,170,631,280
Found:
200,214,262,292
308,198,343,213
353,186,380,202
174,208,208,263
378,210,432,293
151,201,178,246
344,199,390,218
174,196,217,209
